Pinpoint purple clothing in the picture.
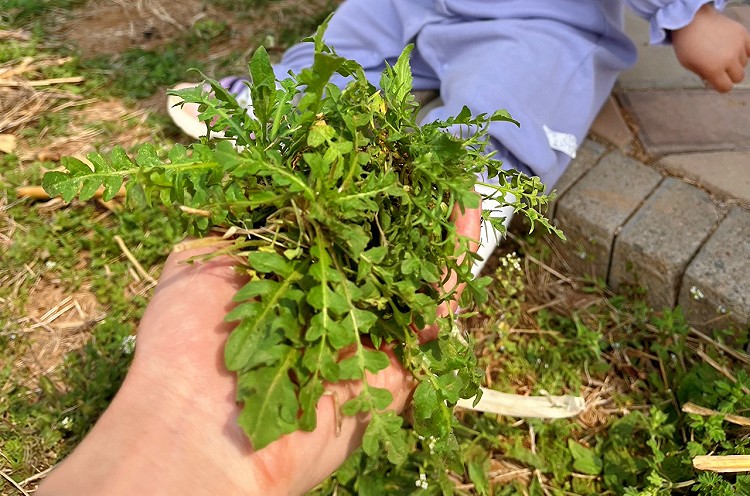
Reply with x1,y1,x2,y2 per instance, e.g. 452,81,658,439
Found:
272,0,720,187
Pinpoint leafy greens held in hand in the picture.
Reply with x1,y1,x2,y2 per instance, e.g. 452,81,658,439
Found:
42,22,559,461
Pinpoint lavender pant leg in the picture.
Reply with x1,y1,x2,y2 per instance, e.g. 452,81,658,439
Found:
414,11,635,187
273,0,440,90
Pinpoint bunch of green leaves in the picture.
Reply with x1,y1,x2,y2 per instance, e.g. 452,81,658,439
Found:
41,22,557,461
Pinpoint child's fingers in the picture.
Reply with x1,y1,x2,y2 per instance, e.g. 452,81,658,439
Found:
709,71,735,93
727,63,746,84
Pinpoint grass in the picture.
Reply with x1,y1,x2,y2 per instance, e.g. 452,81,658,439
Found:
1,2,749,495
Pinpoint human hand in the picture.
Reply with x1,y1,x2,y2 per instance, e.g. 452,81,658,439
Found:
671,3,750,93
36,203,481,496
419,199,482,342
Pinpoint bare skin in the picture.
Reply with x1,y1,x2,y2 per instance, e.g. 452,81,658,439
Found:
672,3,750,93
36,204,481,496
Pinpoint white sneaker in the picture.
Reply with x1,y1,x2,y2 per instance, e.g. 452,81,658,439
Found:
472,184,515,277
166,77,255,140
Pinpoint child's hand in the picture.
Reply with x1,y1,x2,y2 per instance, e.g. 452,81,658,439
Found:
671,3,750,93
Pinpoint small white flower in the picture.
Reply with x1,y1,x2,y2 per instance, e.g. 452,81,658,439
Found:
120,335,136,354
45,261,57,269
690,286,704,301
415,473,429,490
427,436,437,454
61,416,72,428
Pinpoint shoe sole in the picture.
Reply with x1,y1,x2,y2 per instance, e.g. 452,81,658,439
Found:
166,82,225,140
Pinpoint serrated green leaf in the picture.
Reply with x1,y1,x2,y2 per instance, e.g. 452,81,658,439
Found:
246,251,293,277
249,45,275,90
337,356,362,381
362,411,406,465
306,311,345,342
468,460,490,496
307,284,349,316
233,279,280,301
225,270,302,370
302,339,339,381
236,348,299,449
362,349,390,374
400,252,420,275
328,311,357,350
41,170,79,203
368,386,393,411
298,377,325,431
348,308,378,334
307,121,335,147
62,155,93,175
303,152,329,181
341,395,368,416
135,143,162,169
412,382,437,420
568,439,603,475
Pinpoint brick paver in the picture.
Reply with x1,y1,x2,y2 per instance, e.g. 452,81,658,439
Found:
619,89,750,155
590,96,634,150
549,2,750,331
610,178,724,310
549,139,606,218
553,151,662,280
659,151,750,205
678,207,750,329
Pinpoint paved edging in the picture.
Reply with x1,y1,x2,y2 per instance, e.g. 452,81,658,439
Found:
551,140,749,330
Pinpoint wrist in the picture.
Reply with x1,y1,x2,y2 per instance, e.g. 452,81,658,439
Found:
676,1,718,32
37,367,266,496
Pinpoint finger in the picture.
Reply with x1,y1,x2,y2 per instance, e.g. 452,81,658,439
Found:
451,196,482,251
709,71,735,93
144,242,246,338
160,238,236,280
745,33,750,57
257,351,414,495
727,63,746,84
418,198,482,343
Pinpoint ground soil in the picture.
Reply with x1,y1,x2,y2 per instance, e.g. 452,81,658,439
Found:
61,0,224,56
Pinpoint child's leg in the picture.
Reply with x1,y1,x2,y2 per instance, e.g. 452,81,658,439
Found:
413,14,634,273
415,16,632,188
274,0,441,90
168,0,441,138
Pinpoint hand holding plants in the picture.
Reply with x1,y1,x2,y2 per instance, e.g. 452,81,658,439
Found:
37,201,479,496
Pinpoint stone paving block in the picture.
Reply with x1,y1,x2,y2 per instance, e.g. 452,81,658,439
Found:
659,151,750,205
553,151,662,280
590,96,634,149
610,178,724,310
678,207,750,329
548,139,606,218
619,89,750,155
